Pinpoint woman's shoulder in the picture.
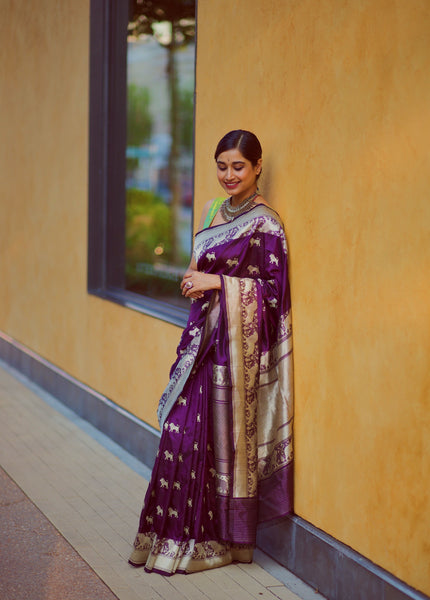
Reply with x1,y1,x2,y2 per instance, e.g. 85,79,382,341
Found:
254,196,270,208
202,197,221,214
198,197,225,231
252,198,284,228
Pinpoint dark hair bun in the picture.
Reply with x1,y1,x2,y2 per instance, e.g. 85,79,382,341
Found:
214,130,262,167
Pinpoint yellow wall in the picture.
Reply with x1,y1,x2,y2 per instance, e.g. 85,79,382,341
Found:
1,0,429,594
195,0,430,593
0,0,179,429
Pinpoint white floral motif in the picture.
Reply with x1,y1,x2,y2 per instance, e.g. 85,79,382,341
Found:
156,505,163,516
191,470,196,479
197,413,201,422
269,298,278,308
160,478,169,489
206,252,216,261
187,498,193,507
184,526,190,535
190,327,199,337
168,507,179,518
173,481,181,490
193,441,198,451
164,450,173,461
201,301,209,311
269,253,279,266
146,515,153,524
178,396,187,406
250,238,261,247
178,453,183,463
169,422,180,433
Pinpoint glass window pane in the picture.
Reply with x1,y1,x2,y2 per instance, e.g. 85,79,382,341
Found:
126,1,195,308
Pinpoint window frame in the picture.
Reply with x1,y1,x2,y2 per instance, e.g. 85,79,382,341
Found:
87,0,192,328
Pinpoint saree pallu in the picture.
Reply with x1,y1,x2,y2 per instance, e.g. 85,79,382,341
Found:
129,204,294,575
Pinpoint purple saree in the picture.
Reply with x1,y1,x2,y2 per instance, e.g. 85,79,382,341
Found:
129,203,294,575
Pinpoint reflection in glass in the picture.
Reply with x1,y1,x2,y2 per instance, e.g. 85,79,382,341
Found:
126,1,195,308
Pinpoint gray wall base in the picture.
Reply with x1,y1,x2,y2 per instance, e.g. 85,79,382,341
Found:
0,331,160,470
257,517,428,600
0,331,427,600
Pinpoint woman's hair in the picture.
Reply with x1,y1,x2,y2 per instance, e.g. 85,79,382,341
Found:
214,130,262,167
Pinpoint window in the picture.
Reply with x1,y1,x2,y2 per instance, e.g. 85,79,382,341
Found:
88,0,196,326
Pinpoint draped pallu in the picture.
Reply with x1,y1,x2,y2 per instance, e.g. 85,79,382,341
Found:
130,204,294,574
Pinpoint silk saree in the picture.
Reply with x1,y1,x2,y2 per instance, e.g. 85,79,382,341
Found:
129,203,294,575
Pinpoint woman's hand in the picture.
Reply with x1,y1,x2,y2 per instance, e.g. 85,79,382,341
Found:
180,270,221,299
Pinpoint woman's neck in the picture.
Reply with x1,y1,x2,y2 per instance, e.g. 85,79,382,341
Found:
231,187,259,206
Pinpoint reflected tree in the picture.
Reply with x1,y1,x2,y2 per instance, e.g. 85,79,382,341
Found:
127,84,152,147
179,87,194,153
128,0,195,265
127,84,152,174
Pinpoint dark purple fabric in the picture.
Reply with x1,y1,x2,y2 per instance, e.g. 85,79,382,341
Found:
137,359,219,544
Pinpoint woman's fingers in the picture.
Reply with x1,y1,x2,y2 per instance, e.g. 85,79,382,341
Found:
182,271,219,298
181,273,193,294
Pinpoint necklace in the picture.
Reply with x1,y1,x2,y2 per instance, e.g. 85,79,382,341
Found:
220,190,259,222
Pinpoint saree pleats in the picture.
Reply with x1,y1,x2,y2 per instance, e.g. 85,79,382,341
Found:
130,204,293,574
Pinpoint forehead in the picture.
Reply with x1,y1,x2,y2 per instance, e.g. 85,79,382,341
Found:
216,148,249,164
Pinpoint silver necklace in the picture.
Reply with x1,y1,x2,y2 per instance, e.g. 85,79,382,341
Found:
220,191,259,222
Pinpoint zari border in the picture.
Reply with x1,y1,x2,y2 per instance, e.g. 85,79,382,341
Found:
130,532,253,575
222,276,260,499
194,204,286,265
157,330,202,428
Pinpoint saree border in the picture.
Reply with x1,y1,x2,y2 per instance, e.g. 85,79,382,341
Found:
130,532,253,575
223,276,260,499
157,330,202,428
194,204,287,264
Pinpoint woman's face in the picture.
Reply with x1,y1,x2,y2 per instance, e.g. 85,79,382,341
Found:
216,148,261,202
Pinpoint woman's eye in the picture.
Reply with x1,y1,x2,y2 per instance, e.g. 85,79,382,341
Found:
234,167,243,172
218,165,226,171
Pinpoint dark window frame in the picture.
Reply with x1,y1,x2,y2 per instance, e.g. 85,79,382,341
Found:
87,0,190,328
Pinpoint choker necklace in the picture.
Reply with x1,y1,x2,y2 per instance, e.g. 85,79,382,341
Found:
220,190,259,222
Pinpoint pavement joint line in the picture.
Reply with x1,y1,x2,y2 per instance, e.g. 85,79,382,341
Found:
0,359,325,600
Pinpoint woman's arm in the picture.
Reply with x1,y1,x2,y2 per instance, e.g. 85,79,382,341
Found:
180,199,222,299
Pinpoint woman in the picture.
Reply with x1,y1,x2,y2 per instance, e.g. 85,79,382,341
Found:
129,130,294,575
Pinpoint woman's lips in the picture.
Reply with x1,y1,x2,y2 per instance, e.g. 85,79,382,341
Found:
225,182,239,189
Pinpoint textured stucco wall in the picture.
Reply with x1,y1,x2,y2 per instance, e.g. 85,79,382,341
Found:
194,0,430,594
0,0,179,429
0,0,429,593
